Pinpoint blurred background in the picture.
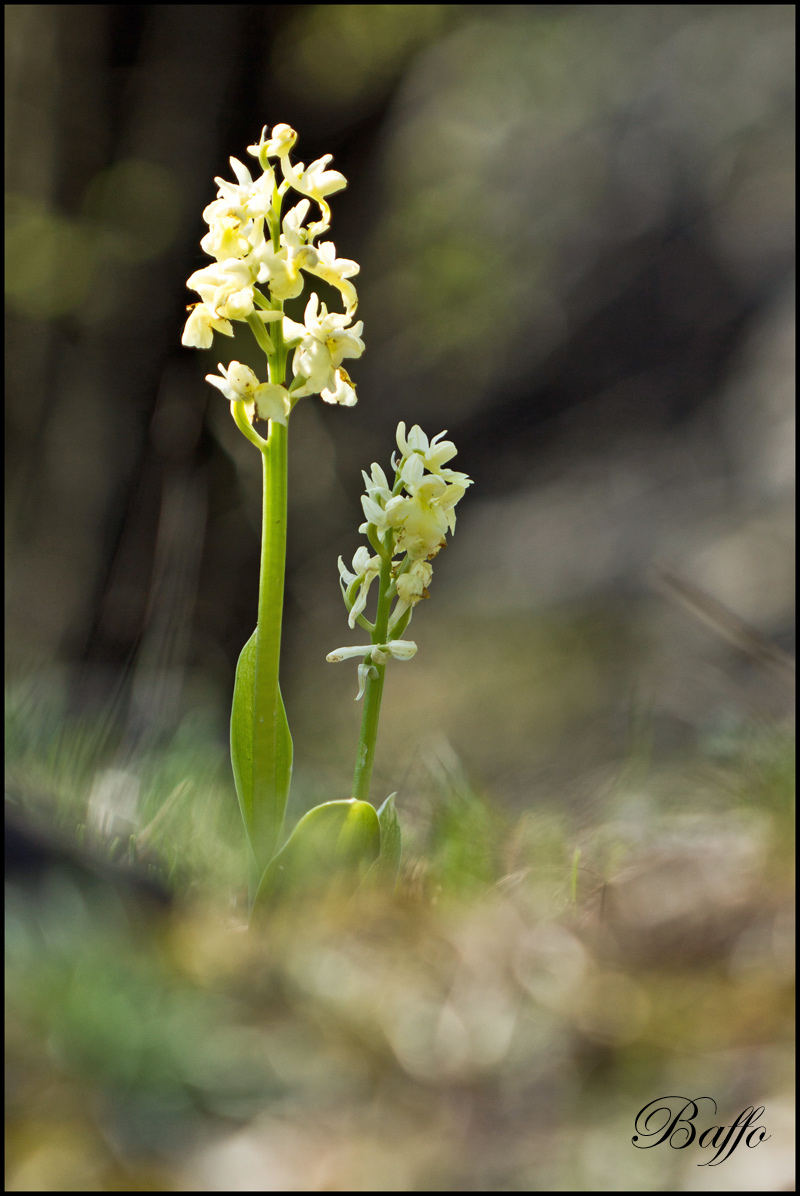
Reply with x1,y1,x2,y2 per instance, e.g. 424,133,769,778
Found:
5,5,795,1191
6,3,795,797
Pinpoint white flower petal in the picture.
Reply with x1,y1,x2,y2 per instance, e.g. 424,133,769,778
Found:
355,662,376,701
205,372,234,399
326,644,373,663
384,639,417,660
361,495,386,526
400,454,425,488
253,382,290,424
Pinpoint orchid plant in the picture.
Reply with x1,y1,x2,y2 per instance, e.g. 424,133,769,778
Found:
182,123,471,911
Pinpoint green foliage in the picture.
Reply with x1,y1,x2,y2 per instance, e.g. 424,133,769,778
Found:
359,792,403,894
426,783,504,896
5,684,795,1188
230,630,293,874
254,799,381,911
274,5,450,114
376,792,402,884
6,878,275,1121
6,679,245,896
730,725,795,820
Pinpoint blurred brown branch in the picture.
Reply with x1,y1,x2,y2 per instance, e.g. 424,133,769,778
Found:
652,564,795,692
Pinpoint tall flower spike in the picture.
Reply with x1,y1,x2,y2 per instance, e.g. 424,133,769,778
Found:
183,123,364,424
179,124,378,908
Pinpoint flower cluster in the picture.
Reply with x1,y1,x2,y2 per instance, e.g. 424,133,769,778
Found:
327,423,472,697
182,123,364,424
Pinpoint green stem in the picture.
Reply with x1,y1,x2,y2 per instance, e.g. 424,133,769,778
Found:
232,400,267,451
250,421,288,857
351,665,385,804
269,305,288,383
249,302,289,877
351,539,393,804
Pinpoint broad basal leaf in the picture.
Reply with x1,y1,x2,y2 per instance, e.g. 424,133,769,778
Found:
230,630,293,872
253,799,380,912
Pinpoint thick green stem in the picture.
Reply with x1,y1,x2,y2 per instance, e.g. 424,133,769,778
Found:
248,305,289,875
250,421,288,857
351,665,386,803
351,541,393,804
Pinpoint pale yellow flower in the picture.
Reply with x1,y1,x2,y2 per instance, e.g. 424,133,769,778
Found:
200,213,253,262
247,123,297,169
252,240,305,303
187,259,256,321
326,639,418,699
321,367,357,407
395,422,471,486
338,546,381,627
395,558,433,606
361,463,392,503
384,472,465,559
289,294,365,400
299,240,360,314
214,157,275,221
281,153,347,225
205,360,290,424
181,303,234,349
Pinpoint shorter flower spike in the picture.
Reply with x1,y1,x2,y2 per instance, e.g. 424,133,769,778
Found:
334,426,471,804
329,422,471,692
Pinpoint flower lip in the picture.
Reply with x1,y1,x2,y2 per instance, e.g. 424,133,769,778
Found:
182,303,234,348
326,639,417,664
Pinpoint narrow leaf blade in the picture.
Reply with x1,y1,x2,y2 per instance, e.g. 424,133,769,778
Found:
272,683,293,856
230,630,257,849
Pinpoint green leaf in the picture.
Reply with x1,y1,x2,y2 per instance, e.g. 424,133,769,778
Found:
268,681,293,863
376,792,402,886
360,793,402,893
253,799,380,912
230,630,293,872
230,631,257,849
